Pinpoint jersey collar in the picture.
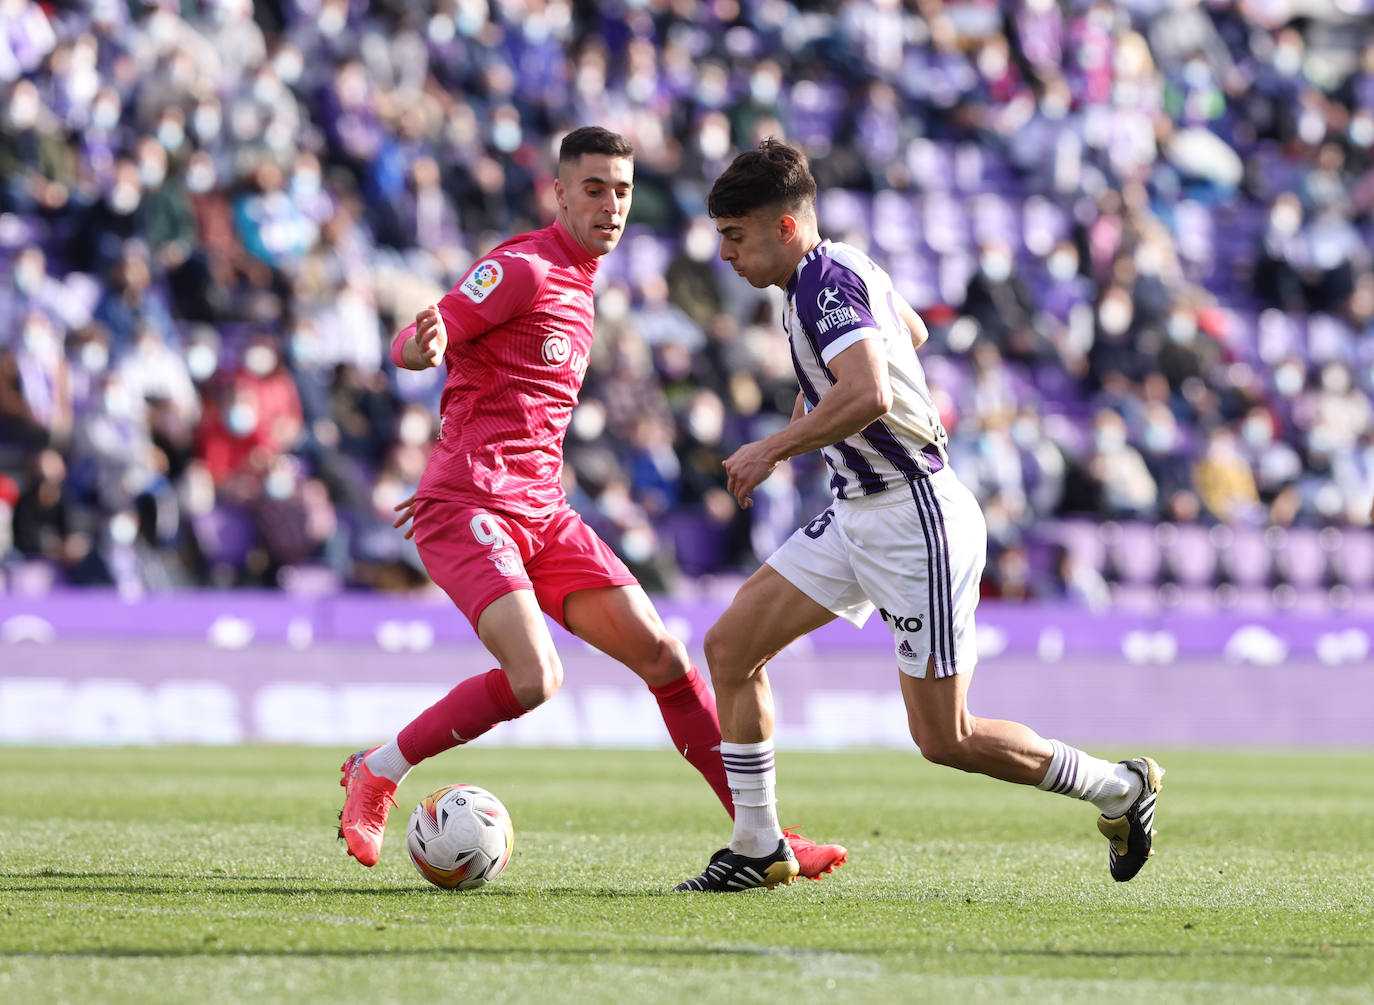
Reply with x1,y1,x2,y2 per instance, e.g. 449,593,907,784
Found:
785,238,829,296
551,220,600,271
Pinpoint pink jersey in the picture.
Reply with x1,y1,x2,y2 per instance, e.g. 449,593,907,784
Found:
394,222,597,517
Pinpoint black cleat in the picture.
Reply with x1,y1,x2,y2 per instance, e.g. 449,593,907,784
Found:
675,838,800,892
1097,756,1165,882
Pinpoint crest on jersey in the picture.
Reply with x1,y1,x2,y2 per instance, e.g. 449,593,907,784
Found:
542,334,572,365
817,285,843,314
461,260,503,303
489,548,521,577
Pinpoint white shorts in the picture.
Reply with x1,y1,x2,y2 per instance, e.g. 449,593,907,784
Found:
765,468,987,678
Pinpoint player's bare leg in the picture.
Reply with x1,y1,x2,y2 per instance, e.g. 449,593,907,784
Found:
339,591,558,867
564,584,736,805
899,664,1163,880
677,564,846,890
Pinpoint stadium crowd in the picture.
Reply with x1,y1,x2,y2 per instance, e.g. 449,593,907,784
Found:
1,0,1372,608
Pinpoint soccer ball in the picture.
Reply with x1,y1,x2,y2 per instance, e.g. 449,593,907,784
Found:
406,783,514,890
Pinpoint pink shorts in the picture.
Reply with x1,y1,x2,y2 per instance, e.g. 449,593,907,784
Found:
411,498,639,630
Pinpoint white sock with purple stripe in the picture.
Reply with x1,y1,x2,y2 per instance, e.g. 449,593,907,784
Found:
1037,739,1141,817
721,739,783,858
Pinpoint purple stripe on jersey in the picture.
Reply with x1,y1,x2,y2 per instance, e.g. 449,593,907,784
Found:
922,442,945,475
795,317,886,495
916,476,954,671
861,417,929,479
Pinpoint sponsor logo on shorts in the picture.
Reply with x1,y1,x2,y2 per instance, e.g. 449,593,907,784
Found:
880,607,924,632
897,639,918,660
461,260,503,302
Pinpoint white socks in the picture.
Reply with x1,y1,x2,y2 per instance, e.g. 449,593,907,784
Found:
721,739,783,858
1037,739,1142,818
365,741,413,785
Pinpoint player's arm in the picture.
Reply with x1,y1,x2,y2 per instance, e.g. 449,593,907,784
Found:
392,306,448,370
897,294,929,351
389,253,545,371
724,338,890,507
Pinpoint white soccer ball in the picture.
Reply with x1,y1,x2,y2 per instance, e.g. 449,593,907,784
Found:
406,783,514,890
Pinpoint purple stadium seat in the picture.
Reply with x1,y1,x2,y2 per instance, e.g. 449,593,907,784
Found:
1268,525,1327,589
1219,524,1270,588
1166,522,1216,586
1332,528,1374,590
1109,521,1161,586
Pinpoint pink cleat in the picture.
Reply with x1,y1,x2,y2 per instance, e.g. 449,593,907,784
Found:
338,748,398,867
784,827,848,881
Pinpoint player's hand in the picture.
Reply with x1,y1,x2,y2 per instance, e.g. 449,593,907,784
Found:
723,441,780,509
412,305,448,368
392,492,419,540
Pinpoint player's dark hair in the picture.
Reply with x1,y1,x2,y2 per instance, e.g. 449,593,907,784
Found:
559,126,634,163
707,138,817,219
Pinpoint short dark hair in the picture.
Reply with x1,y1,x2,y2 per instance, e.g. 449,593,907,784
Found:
559,126,634,163
707,138,817,219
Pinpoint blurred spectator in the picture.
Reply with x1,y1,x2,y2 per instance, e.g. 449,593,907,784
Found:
0,0,1372,605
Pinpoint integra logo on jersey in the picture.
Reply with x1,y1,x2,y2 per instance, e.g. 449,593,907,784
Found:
460,260,503,303
814,285,860,335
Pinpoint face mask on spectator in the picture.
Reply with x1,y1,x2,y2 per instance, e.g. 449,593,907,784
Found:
1094,427,1125,452
109,511,139,546
1047,250,1077,281
274,50,303,84
491,120,522,153
291,168,320,197
265,469,295,500
23,322,57,360
1098,296,1132,335
92,100,120,130
15,258,41,293
1350,112,1374,148
157,121,184,150
186,160,217,192
140,157,166,188
318,5,345,37
109,181,140,214
1167,313,1197,343
226,402,258,436
194,106,221,140
398,410,432,446
1242,416,1273,448
980,252,1012,282
750,71,780,105
1275,363,1304,397
244,345,278,376
187,343,218,381
9,91,38,129
81,341,110,372
103,385,133,417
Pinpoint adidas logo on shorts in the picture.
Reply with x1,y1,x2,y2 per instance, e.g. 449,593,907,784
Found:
897,639,918,659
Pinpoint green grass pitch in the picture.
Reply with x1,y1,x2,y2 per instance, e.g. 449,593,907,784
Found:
2,746,1371,1004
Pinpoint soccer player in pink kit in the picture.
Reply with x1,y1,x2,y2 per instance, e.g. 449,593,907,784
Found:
336,127,846,879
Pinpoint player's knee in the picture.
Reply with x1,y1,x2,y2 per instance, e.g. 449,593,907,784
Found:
508,661,563,709
911,727,973,770
637,634,691,688
702,623,748,686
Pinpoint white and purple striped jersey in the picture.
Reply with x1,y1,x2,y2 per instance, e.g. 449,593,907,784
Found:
784,239,949,500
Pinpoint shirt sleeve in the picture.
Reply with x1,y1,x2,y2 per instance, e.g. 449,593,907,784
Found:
794,262,880,365
436,251,548,343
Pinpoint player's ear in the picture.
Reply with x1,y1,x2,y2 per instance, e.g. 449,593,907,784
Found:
777,213,797,244
552,175,567,210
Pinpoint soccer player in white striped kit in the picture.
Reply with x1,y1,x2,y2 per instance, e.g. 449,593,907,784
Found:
676,139,1163,892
